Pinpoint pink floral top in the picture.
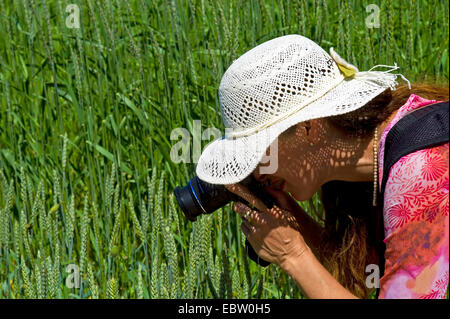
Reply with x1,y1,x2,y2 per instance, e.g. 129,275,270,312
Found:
378,94,449,299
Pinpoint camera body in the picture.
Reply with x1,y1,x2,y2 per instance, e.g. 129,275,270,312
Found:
174,175,273,266
174,175,273,221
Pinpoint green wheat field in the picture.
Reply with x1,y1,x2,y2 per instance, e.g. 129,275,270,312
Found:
0,0,448,299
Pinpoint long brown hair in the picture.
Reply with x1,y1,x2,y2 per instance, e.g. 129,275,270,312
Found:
318,82,449,298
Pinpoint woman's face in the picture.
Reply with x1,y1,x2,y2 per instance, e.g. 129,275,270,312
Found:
252,121,326,201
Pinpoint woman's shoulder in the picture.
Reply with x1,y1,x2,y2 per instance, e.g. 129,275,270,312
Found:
378,93,449,233
377,94,445,188
382,141,448,236
393,93,442,119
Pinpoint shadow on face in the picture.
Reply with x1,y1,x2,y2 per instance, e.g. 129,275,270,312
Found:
253,118,368,202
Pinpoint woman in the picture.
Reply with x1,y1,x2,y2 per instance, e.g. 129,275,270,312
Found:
196,35,449,298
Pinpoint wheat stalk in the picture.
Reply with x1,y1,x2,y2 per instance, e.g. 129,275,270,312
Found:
160,261,170,299
232,267,240,298
150,235,159,299
87,262,99,299
141,200,149,239
185,227,200,298
30,180,43,223
91,202,102,258
62,133,68,172
137,265,144,299
86,0,104,54
106,162,117,209
127,190,145,244
0,169,8,199
66,194,75,249
147,168,157,222
0,180,13,247
46,256,56,298
107,277,118,299
54,241,60,298
221,249,232,299
20,256,35,299
20,209,32,260
34,250,44,298
13,221,20,259
109,185,122,256
80,195,89,275
20,167,28,211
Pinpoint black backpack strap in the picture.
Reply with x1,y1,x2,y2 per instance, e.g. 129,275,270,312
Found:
374,100,449,298
380,101,449,200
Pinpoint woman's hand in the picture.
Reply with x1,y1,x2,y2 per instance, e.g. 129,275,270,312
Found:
225,183,358,299
225,183,310,267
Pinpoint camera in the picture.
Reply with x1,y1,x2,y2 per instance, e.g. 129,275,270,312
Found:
174,175,274,266
174,175,274,221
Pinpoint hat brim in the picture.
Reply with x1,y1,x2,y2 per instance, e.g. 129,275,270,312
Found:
196,77,390,184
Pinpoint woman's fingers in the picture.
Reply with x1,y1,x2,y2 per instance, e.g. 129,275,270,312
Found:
241,219,255,236
233,202,252,216
225,183,268,212
233,202,262,225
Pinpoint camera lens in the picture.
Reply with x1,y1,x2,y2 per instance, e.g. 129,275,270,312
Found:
174,176,238,221
173,182,203,221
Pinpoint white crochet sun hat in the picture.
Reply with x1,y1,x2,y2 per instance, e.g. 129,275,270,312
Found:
196,34,410,185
